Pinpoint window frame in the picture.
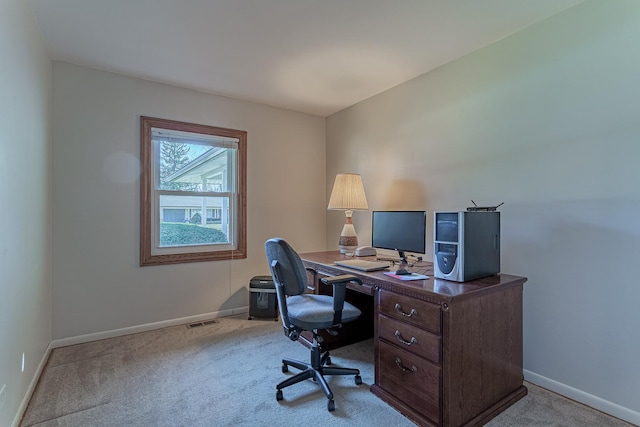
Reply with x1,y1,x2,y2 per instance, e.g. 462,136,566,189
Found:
140,116,247,266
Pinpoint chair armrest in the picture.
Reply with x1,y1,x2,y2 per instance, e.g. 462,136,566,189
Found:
320,274,362,286
320,275,362,326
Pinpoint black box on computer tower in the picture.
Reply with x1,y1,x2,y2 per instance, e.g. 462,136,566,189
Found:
433,211,500,282
248,275,278,320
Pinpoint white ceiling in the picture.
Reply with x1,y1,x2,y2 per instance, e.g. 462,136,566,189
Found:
28,0,584,117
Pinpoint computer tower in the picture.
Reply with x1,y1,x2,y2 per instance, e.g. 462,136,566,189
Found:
433,211,500,282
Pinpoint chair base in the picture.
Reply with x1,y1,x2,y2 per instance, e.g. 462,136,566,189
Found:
276,340,362,411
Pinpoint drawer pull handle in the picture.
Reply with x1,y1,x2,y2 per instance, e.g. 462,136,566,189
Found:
395,357,417,373
394,330,417,346
394,303,417,318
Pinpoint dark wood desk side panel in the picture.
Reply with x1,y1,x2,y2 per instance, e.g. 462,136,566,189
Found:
442,284,526,427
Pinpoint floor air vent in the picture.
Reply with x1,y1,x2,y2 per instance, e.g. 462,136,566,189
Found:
186,319,219,329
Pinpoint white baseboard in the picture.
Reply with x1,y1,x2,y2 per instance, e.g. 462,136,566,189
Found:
524,370,640,426
51,306,249,348
12,341,53,427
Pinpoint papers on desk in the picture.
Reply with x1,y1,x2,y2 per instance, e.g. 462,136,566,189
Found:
383,272,429,281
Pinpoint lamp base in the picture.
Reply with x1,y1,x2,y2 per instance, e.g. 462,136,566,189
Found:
338,214,358,255
338,239,358,255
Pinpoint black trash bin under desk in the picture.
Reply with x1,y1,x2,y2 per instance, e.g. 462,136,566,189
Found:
248,275,278,320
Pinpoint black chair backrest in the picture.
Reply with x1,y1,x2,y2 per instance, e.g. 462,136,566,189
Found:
265,238,307,297
265,238,309,335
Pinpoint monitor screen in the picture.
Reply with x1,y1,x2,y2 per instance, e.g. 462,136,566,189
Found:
371,211,426,256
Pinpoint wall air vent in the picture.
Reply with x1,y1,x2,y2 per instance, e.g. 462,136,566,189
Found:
186,319,219,328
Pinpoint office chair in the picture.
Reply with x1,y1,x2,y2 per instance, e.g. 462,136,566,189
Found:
265,238,363,412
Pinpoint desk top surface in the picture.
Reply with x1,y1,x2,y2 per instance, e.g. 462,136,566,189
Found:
300,250,527,302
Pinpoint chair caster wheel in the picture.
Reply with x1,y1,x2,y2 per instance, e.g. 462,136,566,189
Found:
282,364,288,373
327,399,335,412
276,390,283,401
355,375,362,385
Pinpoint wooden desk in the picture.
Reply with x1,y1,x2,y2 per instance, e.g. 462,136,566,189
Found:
301,251,528,427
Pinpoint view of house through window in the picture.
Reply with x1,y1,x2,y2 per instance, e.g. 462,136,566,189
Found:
156,130,233,247
140,117,247,265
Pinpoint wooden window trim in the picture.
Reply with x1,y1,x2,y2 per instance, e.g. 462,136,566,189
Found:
140,116,247,266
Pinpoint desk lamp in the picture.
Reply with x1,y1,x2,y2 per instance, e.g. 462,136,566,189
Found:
327,173,368,254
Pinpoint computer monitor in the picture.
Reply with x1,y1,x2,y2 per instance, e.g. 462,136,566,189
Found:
372,211,426,273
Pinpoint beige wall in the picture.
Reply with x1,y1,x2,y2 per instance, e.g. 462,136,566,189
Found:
326,0,640,423
6,0,640,425
0,0,52,425
51,62,326,340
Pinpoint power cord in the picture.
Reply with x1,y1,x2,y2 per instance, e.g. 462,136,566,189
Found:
389,254,427,269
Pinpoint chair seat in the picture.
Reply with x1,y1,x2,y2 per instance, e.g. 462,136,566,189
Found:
287,294,362,330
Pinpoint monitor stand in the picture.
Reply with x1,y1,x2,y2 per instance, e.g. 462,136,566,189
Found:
393,251,411,275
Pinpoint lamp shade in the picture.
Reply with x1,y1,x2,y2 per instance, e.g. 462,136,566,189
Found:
327,174,368,210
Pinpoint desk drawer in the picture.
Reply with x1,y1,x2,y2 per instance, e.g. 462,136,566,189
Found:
378,289,441,334
378,314,441,364
378,340,441,424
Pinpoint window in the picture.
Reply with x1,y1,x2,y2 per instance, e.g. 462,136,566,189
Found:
140,116,246,266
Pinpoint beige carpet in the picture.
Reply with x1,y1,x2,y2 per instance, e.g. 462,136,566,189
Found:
20,316,633,427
